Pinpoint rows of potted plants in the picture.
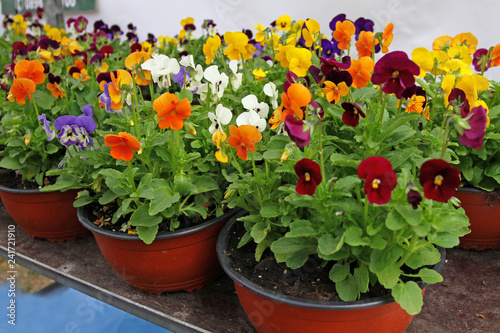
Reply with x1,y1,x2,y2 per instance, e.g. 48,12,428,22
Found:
0,8,498,332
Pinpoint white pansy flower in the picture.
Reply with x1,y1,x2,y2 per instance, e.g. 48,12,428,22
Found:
179,54,195,68
236,110,267,132
263,82,279,109
204,65,229,99
208,104,233,134
229,60,243,91
242,94,269,119
141,54,180,89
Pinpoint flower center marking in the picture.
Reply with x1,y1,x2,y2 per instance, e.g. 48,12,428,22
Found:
434,175,443,186
305,172,311,182
392,70,399,78
372,179,381,189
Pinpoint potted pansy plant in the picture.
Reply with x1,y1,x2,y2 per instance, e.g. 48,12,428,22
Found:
411,33,500,250
0,10,116,241
206,14,473,333
46,17,244,293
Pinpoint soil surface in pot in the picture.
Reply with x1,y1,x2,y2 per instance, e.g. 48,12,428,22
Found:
226,221,428,302
0,168,55,190
85,201,219,235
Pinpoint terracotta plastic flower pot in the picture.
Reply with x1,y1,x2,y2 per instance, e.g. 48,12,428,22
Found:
455,187,500,250
78,206,240,294
0,185,90,242
217,213,446,333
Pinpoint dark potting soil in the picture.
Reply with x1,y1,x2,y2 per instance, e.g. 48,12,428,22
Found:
225,221,425,302
85,201,213,235
0,168,55,190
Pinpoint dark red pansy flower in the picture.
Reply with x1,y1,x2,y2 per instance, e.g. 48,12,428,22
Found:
341,101,365,127
407,189,422,209
295,158,322,196
448,88,470,116
284,115,311,147
472,48,491,72
371,51,420,99
419,159,461,203
357,156,397,205
458,105,487,149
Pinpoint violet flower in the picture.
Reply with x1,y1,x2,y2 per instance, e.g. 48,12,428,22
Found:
38,114,55,141
458,105,488,149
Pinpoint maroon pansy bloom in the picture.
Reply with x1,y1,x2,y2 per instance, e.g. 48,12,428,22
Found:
284,115,311,147
295,158,322,196
472,48,491,72
406,183,422,209
419,159,461,203
448,88,470,115
371,51,420,99
458,105,487,149
357,156,397,205
341,102,365,127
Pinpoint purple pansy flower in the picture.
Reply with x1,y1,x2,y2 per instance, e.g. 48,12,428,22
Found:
54,105,96,150
38,114,55,141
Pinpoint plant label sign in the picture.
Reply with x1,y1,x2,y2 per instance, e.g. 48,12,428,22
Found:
1,0,95,14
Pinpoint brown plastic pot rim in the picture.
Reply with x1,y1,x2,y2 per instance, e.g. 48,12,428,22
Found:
77,205,242,241
216,210,447,311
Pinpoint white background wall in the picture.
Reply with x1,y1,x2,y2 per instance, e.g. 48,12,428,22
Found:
3,0,500,80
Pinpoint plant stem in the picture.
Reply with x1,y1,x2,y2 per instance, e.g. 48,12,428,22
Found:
378,91,387,123
318,118,326,187
127,160,136,191
397,228,418,268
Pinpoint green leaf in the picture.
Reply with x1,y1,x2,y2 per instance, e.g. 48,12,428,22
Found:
149,186,181,216
329,262,350,282
136,225,159,245
335,273,358,301
370,244,404,273
344,226,369,246
354,265,369,293
377,263,401,289
192,175,219,193
391,281,424,315
417,268,443,284
0,156,23,170
405,244,441,269
98,168,123,179
260,200,280,218
285,220,318,238
129,205,162,227
318,233,343,256
286,250,310,269
104,177,130,196
386,209,406,230
98,190,119,205
395,205,421,226
271,237,317,263
250,222,269,243
73,191,94,207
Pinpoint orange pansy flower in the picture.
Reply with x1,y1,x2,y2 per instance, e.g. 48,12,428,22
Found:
124,51,152,86
490,44,500,67
14,59,45,85
10,78,36,105
108,69,132,110
332,20,355,50
406,95,426,114
104,132,141,162
355,31,377,58
322,81,349,104
47,82,66,98
348,57,375,88
381,23,394,53
153,92,191,130
432,35,452,51
227,125,262,161
280,83,312,122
